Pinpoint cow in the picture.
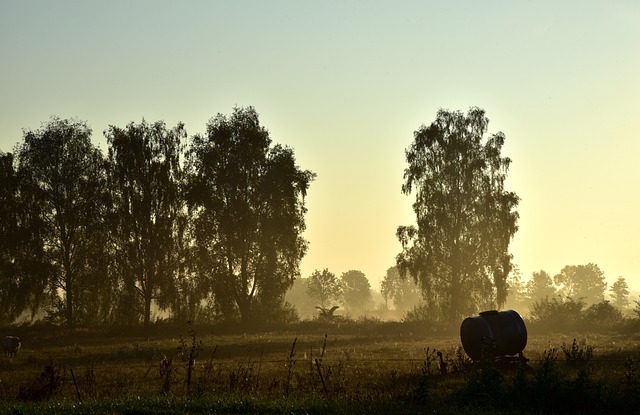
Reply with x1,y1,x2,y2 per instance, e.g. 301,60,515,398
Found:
3,336,21,357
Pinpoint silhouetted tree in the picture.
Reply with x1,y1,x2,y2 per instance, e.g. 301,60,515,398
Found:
609,276,629,311
0,152,49,323
306,269,342,311
380,266,422,312
396,108,519,323
186,106,314,325
554,263,606,305
106,119,187,327
340,270,372,314
15,117,107,327
526,270,557,301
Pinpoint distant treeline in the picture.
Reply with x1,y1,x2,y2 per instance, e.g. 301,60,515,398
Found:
0,107,315,328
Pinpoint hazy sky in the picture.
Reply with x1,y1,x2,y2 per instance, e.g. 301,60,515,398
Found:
1,1,639,293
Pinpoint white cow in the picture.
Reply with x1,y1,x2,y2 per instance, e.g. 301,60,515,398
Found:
3,336,21,357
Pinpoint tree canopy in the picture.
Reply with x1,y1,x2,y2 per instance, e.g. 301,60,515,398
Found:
105,119,187,327
306,268,342,312
553,263,607,305
396,107,519,323
186,106,315,325
15,117,107,327
0,108,314,327
340,270,372,314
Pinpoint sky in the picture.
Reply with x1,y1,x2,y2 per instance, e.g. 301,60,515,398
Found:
1,1,639,294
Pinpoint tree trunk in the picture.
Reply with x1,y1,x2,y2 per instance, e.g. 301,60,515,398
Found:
143,292,152,329
66,278,74,328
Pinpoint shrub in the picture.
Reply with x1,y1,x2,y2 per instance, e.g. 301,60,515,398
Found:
583,300,622,330
529,296,585,331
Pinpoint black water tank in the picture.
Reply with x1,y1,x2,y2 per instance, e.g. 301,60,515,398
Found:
460,309,527,361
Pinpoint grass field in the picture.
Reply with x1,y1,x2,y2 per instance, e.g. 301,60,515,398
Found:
1,321,640,414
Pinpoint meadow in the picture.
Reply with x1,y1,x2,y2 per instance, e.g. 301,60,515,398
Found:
1,320,640,414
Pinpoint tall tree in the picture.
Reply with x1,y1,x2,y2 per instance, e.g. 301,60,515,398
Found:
106,119,187,327
553,263,606,305
340,270,372,314
609,276,629,311
526,270,557,300
306,269,343,311
186,106,314,325
0,152,49,323
396,107,519,323
15,117,107,327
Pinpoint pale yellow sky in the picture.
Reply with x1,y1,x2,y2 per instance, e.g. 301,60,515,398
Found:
1,1,639,293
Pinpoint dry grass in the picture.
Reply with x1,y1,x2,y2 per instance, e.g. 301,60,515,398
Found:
1,323,639,413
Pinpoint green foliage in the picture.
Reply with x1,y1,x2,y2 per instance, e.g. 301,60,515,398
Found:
397,107,519,324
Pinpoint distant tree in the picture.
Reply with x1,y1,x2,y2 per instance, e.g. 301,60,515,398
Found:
285,277,315,319
15,117,107,327
396,107,519,323
526,270,557,300
380,266,422,312
554,264,606,305
609,276,630,310
505,266,528,311
340,270,372,314
106,119,187,327
186,106,315,325
306,269,342,311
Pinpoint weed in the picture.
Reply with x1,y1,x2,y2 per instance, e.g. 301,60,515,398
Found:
177,320,201,390
412,347,437,405
562,338,593,370
285,337,297,397
17,357,63,402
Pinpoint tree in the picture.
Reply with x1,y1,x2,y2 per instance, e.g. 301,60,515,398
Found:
306,269,342,311
505,266,529,311
0,152,50,323
285,277,316,319
583,300,622,328
396,107,519,323
526,270,557,301
609,276,629,311
106,119,187,327
380,266,422,312
15,117,107,327
340,270,372,314
553,263,606,305
186,106,315,325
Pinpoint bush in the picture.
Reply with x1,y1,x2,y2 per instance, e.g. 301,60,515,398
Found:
529,296,585,331
583,300,622,330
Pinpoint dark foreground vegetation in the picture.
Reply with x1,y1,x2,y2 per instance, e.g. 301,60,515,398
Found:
2,320,640,414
